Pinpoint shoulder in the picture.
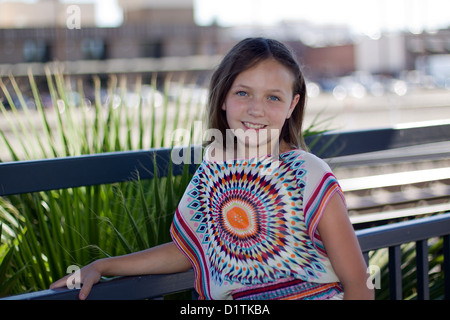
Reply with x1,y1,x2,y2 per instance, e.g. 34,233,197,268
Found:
280,150,339,195
280,149,332,173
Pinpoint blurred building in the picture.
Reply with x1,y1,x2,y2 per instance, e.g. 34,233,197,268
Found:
353,29,450,91
119,0,196,26
302,44,355,80
356,30,450,74
0,0,96,28
0,0,449,86
0,0,222,73
0,0,98,64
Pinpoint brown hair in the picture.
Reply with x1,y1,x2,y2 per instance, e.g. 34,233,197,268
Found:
206,37,308,151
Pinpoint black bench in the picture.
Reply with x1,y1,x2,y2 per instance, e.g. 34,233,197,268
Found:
1,122,450,300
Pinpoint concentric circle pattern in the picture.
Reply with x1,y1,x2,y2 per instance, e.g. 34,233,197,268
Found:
172,150,344,299
185,153,327,285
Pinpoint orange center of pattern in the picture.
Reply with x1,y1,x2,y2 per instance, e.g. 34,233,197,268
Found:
226,206,250,230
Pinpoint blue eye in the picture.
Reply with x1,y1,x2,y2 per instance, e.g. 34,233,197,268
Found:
236,91,247,97
269,95,280,101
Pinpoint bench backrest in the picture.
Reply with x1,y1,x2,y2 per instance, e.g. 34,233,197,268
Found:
2,122,449,196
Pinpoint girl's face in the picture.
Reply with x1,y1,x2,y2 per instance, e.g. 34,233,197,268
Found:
222,58,300,157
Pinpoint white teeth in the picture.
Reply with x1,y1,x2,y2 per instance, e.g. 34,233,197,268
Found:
243,122,266,129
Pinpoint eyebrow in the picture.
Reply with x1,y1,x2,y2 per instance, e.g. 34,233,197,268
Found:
232,84,286,94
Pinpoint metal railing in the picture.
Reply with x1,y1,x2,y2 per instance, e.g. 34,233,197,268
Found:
2,212,450,300
1,122,450,300
357,212,450,300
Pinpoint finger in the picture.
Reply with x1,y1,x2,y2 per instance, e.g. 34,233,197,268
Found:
49,275,70,289
78,278,95,300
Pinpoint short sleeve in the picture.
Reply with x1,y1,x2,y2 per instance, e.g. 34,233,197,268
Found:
300,153,346,255
169,162,211,299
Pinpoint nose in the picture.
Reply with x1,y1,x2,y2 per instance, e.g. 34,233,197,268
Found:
247,98,264,117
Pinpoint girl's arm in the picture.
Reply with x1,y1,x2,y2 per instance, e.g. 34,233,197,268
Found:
50,241,192,300
317,193,375,300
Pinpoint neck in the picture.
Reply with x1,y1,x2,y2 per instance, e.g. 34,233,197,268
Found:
235,142,272,159
205,138,295,162
234,139,294,160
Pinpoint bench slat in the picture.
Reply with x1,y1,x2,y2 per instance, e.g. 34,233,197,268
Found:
340,167,450,192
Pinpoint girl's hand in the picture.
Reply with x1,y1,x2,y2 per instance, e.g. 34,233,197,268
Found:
48,242,192,300
49,260,103,300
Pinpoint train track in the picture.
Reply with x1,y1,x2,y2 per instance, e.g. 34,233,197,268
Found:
329,141,450,229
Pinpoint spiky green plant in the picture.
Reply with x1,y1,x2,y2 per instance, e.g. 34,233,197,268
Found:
365,237,447,300
0,69,204,296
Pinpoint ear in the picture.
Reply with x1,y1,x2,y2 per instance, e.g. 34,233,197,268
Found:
221,102,226,111
286,94,300,119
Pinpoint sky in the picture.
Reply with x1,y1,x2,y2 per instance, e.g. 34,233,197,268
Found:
4,0,450,35
193,0,450,35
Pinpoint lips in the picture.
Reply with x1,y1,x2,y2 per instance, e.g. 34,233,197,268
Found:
242,122,266,130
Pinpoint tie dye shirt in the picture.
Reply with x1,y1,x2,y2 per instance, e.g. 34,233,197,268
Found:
170,149,345,300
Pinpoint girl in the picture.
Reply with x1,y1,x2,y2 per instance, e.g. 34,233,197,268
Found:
51,38,373,300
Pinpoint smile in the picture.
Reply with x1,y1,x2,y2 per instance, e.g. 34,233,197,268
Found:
242,122,266,130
